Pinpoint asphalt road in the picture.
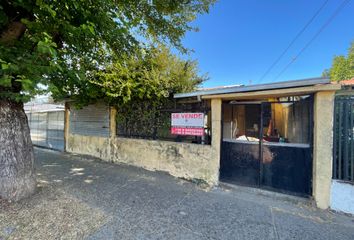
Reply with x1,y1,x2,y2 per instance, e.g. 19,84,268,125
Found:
34,148,354,240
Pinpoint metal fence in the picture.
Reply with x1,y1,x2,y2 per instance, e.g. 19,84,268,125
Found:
27,111,64,151
333,95,354,182
116,100,211,144
69,103,110,137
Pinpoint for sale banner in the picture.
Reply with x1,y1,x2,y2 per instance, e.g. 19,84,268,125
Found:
171,113,204,136
171,127,204,136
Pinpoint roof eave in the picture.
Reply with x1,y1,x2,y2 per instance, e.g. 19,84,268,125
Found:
174,77,330,99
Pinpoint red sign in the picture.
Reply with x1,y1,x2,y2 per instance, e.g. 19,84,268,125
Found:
171,127,204,136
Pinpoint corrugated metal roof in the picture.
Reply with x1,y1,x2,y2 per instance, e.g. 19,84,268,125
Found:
197,84,243,91
24,103,64,113
174,77,330,99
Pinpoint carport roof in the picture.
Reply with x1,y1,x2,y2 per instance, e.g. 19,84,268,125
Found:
24,103,64,113
174,77,334,99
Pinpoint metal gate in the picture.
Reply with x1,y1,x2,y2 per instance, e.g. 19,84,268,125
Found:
69,103,110,137
220,98,313,196
27,111,64,151
333,95,354,183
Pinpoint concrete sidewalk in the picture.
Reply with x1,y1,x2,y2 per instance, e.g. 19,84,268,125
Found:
4,148,354,240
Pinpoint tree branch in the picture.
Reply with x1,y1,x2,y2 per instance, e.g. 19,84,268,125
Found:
0,21,26,45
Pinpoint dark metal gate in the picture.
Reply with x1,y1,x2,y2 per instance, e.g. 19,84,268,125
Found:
220,98,313,196
333,95,354,183
221,140,260,187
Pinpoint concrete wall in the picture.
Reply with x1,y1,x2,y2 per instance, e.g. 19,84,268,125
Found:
67,134,111,160
111,137,218,184
330,180,354,215
66,99,222,185
67,134,218,184
313,91,335,209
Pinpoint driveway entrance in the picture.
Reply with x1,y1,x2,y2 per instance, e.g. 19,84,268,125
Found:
220,96,313,196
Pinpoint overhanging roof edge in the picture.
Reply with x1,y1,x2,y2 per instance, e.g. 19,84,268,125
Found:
174,77,330,99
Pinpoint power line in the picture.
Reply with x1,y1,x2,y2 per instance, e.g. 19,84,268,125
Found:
258,0,330,83
273,0,351,81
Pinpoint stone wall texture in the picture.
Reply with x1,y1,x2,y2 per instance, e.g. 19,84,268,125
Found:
67,134,219,185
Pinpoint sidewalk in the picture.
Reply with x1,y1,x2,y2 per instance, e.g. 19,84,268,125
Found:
1,148,353,240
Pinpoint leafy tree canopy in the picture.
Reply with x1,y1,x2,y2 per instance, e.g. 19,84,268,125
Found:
88,45,206,108
326,42,354,81
0,0,214,103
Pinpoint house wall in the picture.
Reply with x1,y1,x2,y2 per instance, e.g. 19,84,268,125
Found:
330,180,354,215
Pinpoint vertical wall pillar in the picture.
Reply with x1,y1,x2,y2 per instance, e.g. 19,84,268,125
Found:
313,91,335,209
110,106,117,138
211,98,222,184
64,102,70,152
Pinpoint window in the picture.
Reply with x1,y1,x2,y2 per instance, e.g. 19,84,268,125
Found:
223,95,312,146
262,96,311,146
223,103,260,143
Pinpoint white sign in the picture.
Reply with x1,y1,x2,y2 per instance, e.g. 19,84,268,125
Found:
171,113,204,127
171,112,205,136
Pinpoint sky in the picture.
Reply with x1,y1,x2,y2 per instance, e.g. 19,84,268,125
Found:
180,0,354,88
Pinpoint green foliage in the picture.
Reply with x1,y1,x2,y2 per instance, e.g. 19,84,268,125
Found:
0,0,214,103
91,46,205,106
326,42,354,81
93,45,206,139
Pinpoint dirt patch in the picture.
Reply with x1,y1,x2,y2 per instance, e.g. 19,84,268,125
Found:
0,186,108,240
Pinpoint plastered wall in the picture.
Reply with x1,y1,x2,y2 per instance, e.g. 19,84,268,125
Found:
313,91,335,209
67,134,219,185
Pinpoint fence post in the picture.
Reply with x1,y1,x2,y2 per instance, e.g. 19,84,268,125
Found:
110,106,117,138
211,98,222,184
313,91,335,209
64,102,70,152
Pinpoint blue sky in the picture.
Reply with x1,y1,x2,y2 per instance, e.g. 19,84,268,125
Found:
180,0,354,88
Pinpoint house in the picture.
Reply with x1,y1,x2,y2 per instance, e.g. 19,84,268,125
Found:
61,77,346,212
174,77,340,210
22,75,354,215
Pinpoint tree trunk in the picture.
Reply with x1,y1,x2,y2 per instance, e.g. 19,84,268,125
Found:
0,99,36,201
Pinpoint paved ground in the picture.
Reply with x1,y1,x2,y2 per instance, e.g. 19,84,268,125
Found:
4,148,354,240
